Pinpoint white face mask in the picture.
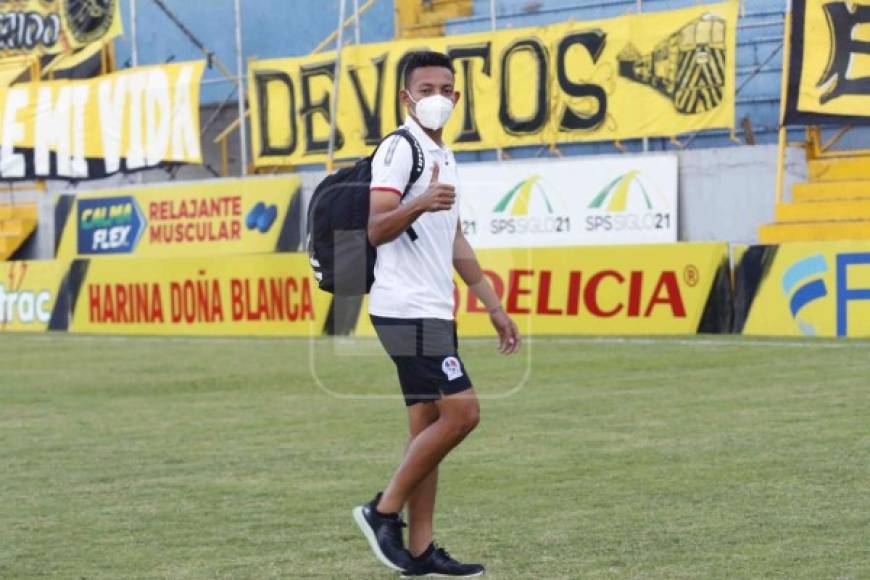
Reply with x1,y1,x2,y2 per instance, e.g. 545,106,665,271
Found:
408,93,455,131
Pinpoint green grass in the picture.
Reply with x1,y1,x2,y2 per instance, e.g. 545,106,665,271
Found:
0,334,868,580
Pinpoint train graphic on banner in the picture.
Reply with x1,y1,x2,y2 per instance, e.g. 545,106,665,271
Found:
618,13,728,114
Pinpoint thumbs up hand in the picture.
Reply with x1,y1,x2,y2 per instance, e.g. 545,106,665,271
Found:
416,162,456,212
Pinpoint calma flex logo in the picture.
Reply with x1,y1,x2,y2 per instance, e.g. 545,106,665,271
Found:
77,196,145,255
782,252,870,337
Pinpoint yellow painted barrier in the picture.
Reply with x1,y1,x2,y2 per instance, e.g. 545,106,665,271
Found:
56,176,302,260
356,243,731,337
0,260,67,333
739,241,870,337
70,253,330,337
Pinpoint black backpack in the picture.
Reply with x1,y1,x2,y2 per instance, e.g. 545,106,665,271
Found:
307,128,424,295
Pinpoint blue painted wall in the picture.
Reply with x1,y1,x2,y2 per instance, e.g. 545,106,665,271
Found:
114,0,395,103
110,1,866,159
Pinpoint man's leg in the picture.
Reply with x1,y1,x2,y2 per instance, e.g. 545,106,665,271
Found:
406,402,440,557
377,389,480,516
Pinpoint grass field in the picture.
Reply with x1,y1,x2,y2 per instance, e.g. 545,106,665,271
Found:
1,334,868,580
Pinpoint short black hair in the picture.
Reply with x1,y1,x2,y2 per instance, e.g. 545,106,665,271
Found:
403,51,455,89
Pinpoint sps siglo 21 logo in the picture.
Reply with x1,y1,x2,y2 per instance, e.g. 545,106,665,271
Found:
782,252,870,337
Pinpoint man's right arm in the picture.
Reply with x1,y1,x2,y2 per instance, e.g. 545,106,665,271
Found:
368,163,455,246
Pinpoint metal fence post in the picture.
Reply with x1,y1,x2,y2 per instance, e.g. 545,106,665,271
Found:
129,0,139,67
638,0,649,153
327,0,347,171
491,0,502,162
234,0,249,176
353,0,361,45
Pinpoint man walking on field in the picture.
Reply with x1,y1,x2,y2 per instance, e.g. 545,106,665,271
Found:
353,51,521,578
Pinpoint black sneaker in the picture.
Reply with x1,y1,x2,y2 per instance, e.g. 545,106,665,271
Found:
352,492,414,572
401,543,485,578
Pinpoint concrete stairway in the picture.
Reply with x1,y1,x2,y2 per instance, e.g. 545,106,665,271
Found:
395,0,473,38
0,203,38,260
759,153,870,243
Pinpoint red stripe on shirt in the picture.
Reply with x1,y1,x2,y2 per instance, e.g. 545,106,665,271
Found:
370,186,402,197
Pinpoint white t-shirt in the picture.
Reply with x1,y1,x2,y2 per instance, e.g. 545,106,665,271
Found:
368,117,460,320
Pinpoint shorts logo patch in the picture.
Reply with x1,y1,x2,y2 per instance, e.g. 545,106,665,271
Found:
441,356,463,381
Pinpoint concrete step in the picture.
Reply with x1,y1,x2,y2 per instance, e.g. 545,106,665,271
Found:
0,218,36,236
793,180,870,202
808,157,870,182
0,234,14,260
776,200,870,222
759,220,870,243
401,23,443,37
0,204,38,220
430,0,472,18
0,215,36,260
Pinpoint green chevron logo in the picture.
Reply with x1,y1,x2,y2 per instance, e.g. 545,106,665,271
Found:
493,175,554,216
589,170,667,212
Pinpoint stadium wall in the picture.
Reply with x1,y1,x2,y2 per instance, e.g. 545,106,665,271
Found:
11,142,807,263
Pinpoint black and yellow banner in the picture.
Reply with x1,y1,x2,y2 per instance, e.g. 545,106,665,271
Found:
250,1,737,166
0,0,122,57
0,60,205,181
784,0,870,125
350,243,733,337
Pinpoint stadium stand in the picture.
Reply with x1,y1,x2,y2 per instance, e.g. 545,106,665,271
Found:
0,203,38,261
760,134,870,242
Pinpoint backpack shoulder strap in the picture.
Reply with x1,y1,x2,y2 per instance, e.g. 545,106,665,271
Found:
392,128,425,196
369,128,425,243
371,128,425,199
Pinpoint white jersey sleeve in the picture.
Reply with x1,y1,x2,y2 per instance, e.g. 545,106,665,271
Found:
370,135,414,197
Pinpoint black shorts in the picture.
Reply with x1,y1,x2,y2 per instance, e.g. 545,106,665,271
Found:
370,315,473,406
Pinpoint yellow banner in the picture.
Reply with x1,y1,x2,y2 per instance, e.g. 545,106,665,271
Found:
56,175,302,260
355,243,729,337
250,2,737,166
0,0,122,57
0,60,205,181
0,260,66,332
742,242,870,338
784,0,870,124
70,253,330,336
